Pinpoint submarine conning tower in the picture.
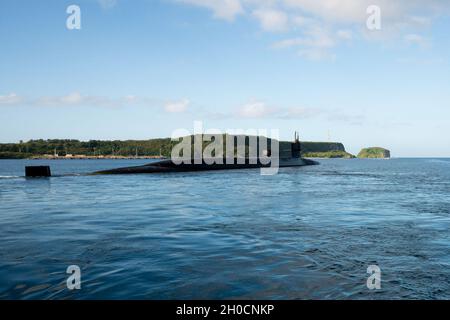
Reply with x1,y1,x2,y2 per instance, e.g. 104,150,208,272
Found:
278,131,302,159
291,131,301,158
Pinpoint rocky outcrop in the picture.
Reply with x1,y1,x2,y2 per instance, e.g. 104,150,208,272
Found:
357,147,391,159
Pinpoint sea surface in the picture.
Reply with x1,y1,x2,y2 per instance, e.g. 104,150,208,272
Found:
0,158,449,299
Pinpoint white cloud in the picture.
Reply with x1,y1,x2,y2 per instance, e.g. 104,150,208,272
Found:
292,15,316,28
252,8,288,32
164,98,190,113
337,29,353,40
273,25,337,60
283,0,445,24
2,92,156,108
404,33,429,48
180,0,449,27
179,0,447,60
179,0,244,21
97,0,118,9
36,92,120,108
272,37,301,49
237,100,323,119
238,101,275,118
123,95,138,103
274,26,334,49
283,0,370,23
61,92,83,104
0,93,22,105
0,92,192,111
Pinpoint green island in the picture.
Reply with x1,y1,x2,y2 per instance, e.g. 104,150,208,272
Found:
357,147,391,159
300,141,355,158
302,151,355,158
0,137,357,159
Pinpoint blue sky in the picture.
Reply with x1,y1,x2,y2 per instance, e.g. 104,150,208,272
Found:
0,0,449,156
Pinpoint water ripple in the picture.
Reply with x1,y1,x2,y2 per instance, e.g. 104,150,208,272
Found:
0,158,449,299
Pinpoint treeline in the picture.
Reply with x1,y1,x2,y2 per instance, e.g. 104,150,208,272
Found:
0,137,347,159
0,139,175,158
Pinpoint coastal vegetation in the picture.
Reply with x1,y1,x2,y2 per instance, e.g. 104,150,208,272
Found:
300,142,355,158
357,147,391,159
0,138,352,159
0,139,174,159
302,151,355,158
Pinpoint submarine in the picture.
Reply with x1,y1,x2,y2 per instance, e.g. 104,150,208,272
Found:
92,133,319,175
24,133,319,177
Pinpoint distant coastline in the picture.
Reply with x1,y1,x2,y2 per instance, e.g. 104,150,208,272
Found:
21,155,167,160
0,137,389,160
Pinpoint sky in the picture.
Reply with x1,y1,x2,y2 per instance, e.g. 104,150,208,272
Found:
0,0,449,157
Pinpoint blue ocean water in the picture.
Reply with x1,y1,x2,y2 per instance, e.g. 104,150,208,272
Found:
0,158,449,299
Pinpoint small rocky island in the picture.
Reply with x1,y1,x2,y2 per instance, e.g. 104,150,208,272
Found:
357,147,391,159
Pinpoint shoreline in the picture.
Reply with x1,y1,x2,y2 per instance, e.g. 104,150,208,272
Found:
0,156,167,160
1,156,392,160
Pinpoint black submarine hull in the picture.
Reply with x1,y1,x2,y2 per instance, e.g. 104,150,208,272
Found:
93,158,319,175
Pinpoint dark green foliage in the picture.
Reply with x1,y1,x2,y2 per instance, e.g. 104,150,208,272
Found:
302,151,355,158
0,137,349,159
0,152,33,159
301,142,346,153
357,147,391,158
0,139,173,157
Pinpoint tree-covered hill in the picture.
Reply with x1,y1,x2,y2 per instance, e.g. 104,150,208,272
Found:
0,137,352,159
357,147,391,159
